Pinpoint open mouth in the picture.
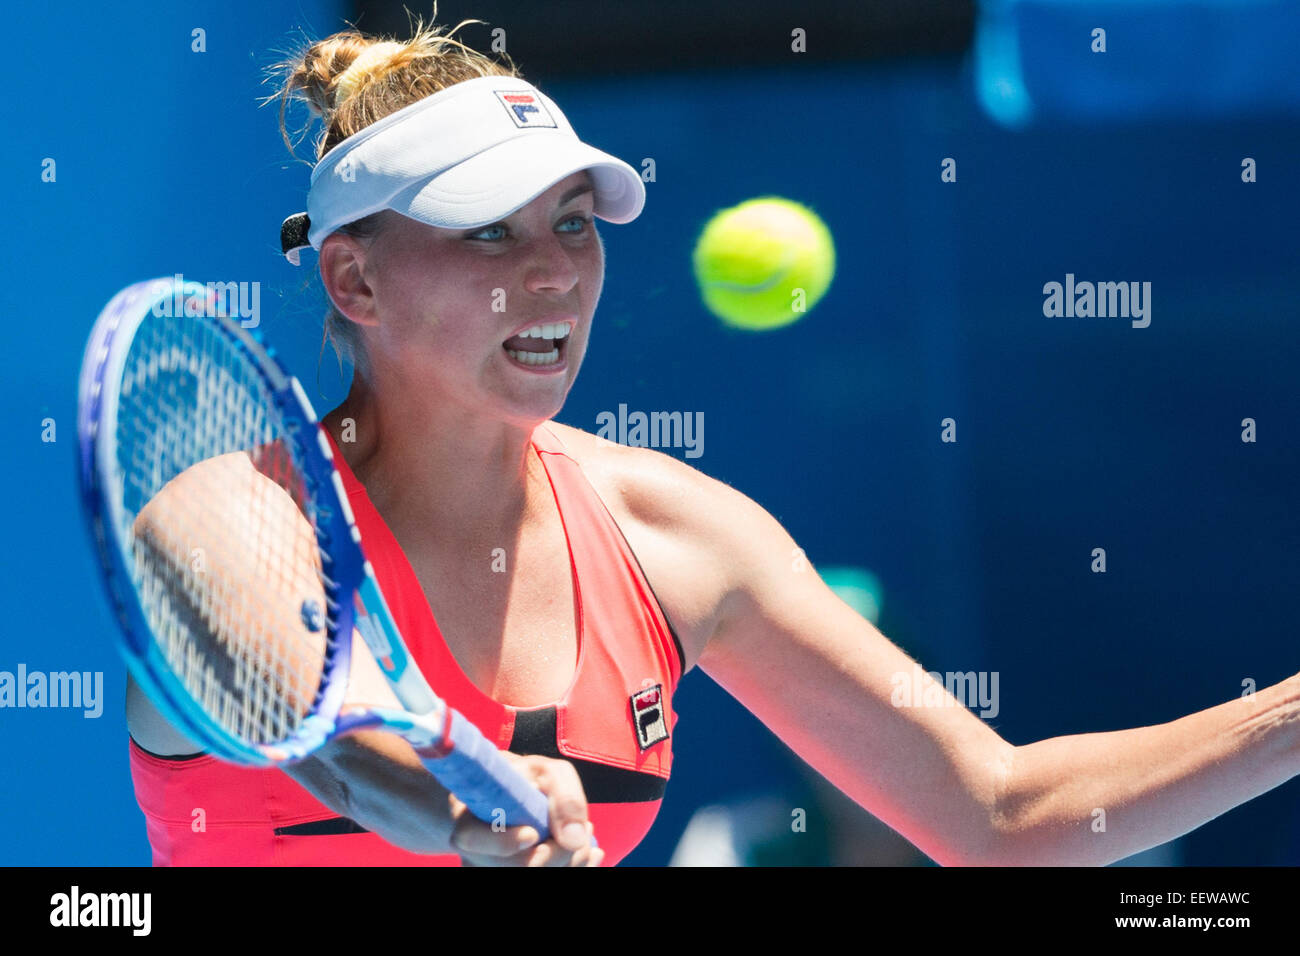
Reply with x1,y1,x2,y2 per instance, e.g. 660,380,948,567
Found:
502,321,573,368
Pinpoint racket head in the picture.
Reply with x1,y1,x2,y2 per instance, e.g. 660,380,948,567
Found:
77,277,365,766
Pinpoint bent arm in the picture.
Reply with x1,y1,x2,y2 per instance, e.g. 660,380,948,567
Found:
268,623,467,855
131,450,462,855
993,675,1300,865
281,733,462,854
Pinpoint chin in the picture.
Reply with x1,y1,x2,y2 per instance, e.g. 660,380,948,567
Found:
498,386,570,429
495,350,582,424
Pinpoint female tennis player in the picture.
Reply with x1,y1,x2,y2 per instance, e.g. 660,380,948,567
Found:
126,17,1300,867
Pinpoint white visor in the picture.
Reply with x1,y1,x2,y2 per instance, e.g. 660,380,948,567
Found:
281,74,645,264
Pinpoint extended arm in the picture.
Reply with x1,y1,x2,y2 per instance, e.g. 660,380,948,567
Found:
614,445,1300,865
991,676,1300,865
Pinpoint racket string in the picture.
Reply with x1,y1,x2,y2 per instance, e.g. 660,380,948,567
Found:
115,312,337,746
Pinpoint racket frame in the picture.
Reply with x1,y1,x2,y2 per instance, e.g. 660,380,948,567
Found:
77,277,424,765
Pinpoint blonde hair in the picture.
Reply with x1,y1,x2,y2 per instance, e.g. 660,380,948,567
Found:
268,8,521,374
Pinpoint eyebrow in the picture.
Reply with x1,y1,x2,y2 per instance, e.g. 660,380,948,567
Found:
463,184,596,235
558,183,595,206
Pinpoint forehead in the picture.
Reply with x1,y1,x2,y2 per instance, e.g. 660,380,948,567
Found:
528,170,595,207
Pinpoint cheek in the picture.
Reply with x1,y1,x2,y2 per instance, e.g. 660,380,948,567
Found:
379,262,470,338
583,239,605,305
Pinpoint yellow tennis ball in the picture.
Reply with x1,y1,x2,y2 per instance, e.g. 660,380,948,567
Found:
692,197,836,331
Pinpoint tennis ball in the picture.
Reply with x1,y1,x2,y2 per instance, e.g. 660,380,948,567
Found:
692,197,836,331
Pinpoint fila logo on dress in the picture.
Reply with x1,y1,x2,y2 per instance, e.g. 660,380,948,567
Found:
630,684,669,750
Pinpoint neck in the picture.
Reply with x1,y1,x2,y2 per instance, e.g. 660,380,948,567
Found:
321,372,550,550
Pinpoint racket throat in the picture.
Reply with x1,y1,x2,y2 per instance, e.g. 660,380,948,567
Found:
347,704,449,751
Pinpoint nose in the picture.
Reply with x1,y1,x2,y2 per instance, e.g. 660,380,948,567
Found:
522,232,585,297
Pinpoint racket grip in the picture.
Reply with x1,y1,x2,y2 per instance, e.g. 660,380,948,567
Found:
415,709,555,842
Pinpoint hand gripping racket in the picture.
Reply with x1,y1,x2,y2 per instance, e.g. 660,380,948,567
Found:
77,277,554,842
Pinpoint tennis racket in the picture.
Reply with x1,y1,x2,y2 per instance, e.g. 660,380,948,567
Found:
77,276,553,841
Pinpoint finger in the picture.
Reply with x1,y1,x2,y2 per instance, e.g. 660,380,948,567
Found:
465,829,605,868
528,826,600,868
449,806,545,858
473,839,563,868
523,837,589,868
525,841,558,867
531,761,591,851
569,839,605,868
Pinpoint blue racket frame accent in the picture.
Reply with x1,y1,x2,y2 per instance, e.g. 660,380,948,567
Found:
77,282,217,754
79,277,554,840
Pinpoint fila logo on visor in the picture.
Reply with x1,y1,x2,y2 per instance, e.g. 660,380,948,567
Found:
495,90,558,129
630,684,669,750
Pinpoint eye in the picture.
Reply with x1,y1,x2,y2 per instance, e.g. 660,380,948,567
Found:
465,223,508,242
465,214,593,242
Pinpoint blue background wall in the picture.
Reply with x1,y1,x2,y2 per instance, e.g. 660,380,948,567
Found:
2,0,1296,864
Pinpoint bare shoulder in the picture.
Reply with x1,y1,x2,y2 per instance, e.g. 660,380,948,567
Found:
543,421,785,672
543,422,718,514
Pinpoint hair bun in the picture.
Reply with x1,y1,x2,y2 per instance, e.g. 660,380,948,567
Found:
334,41,407,106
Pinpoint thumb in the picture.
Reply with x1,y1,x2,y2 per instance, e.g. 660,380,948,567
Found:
556,818,594,852
546,780,593,850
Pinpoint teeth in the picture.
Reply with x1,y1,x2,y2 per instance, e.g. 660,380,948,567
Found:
517,322,571,340
506,347,561,366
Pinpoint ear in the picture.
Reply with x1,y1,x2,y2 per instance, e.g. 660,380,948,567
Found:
319,232,381,329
